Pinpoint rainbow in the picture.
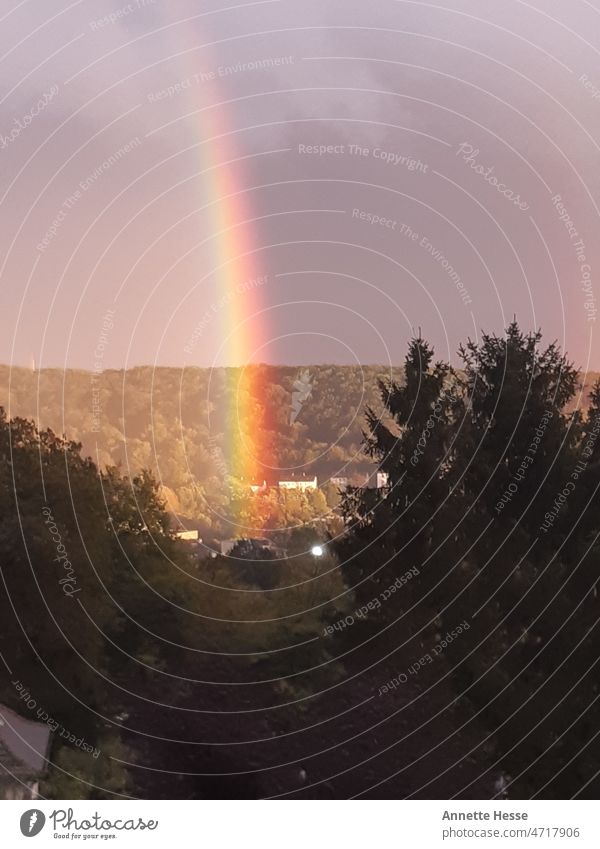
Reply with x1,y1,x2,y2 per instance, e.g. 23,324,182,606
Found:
191,59,273,517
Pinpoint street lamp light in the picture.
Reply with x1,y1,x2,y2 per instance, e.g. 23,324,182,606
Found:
311,545,324,557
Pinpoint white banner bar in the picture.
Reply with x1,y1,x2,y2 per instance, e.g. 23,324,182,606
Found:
0,800,598,847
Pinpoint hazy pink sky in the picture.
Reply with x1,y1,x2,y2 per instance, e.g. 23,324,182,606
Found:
2,0,600,371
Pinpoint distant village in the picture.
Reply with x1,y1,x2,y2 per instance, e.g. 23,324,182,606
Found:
173,471,390,558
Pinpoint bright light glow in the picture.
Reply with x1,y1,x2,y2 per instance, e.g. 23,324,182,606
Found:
311,545,324,557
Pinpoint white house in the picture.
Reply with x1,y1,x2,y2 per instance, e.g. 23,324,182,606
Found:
278,476,318,492
376,472,390,489
0,704,52,800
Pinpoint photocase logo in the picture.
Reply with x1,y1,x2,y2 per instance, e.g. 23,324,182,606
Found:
20,810,46,837
290,369,313,424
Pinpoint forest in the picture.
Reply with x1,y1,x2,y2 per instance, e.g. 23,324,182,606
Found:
0,364,396,542
1,324,600,798
1,361,597,542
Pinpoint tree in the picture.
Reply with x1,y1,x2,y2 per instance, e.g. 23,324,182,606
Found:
339,335,460,606
0,410,196,798
337,323,600,798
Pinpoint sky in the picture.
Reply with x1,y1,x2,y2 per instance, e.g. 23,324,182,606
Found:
2,0,600,370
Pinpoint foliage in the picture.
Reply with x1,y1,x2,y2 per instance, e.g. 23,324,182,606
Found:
0,365,396,537
0,408,350,798
338,323,599,798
